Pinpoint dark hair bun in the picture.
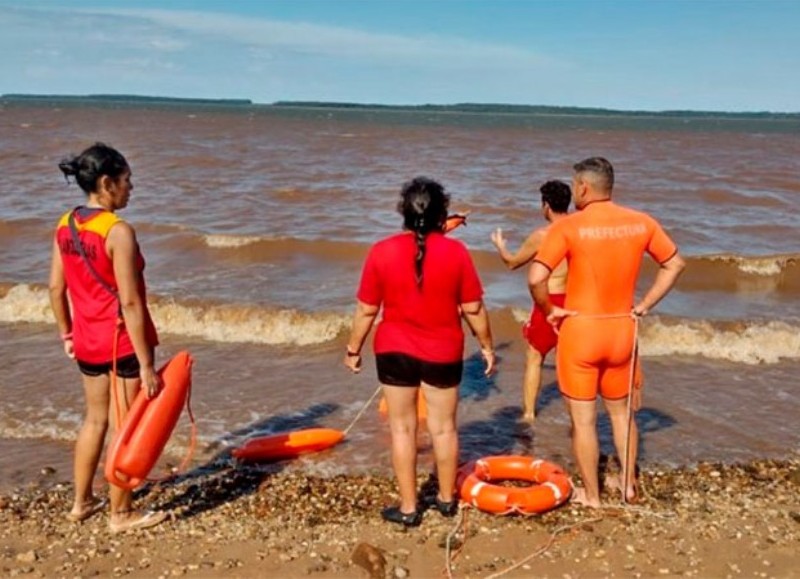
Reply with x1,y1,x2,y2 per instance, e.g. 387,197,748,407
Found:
58,158,78,178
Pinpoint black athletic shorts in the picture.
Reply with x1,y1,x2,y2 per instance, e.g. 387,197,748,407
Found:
376,353,462,388
77,354,141,379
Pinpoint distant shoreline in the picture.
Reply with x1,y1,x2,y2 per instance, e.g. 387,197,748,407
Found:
2,93,798,120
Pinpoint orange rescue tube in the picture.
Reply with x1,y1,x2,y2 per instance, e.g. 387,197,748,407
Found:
378,392,428,419
231,427,345,462
105,351,193,490
457,455,572,515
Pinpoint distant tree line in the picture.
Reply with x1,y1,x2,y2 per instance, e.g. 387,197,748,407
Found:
1,94,252,106
2,94,797,119
272,100,800,120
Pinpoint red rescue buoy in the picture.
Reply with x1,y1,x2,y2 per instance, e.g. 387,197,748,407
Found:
231,427,344,462
105,351,193,489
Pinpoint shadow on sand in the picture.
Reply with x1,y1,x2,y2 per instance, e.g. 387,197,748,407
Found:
137,402,341,520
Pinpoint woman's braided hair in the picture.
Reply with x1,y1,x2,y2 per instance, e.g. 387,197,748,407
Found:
397,176,449,288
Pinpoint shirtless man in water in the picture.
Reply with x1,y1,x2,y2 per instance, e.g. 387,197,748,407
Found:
491,180,571,422
528,158,684,507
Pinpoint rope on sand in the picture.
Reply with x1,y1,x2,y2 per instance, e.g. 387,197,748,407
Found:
482,516,604,579
442,507,468,579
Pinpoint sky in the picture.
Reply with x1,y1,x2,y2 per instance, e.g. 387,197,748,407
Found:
1,0,798,112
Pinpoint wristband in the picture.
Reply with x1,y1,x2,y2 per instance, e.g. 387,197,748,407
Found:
61,332,73,341
346,349,361,357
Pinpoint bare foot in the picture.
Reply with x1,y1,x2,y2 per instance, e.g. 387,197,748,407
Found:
67,497,106,522
521,411,536,423
604,473,639,503
570,486,601,508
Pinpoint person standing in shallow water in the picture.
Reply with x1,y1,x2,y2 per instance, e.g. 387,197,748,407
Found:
49,142,167,532
528,157,685,507
491,180,571,423
344,176,495,527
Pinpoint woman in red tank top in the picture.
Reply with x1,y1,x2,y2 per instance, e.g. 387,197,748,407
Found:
49,143,165,533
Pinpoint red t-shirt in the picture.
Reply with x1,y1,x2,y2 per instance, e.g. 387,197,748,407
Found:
357,231,483,363
55,207,159,364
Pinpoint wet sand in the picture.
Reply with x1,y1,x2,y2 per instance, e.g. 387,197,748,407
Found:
1,458,798,578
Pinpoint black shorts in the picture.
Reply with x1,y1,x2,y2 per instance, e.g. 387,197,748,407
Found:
77,354,141,379
376,353,462,388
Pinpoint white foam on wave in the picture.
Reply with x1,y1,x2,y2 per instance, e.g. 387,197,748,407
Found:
203,234,263,248
0,284,349,346
150,301,350,345
4,284,796,361
0,414,80,442
641,319,800,364
0,284,52,323
708,254,795,276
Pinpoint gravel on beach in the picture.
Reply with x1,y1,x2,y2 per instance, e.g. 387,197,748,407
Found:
1,457,798,578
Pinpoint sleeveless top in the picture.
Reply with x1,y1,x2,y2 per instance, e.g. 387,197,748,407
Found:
55,207,159,364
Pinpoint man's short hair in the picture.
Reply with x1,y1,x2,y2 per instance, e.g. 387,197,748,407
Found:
540,180,571,213
573,157,614,191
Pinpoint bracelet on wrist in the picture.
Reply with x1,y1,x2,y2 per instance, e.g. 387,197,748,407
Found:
61,332,73,341
346,349,361,357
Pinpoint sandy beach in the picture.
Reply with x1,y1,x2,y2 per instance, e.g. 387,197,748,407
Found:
1,457,798,578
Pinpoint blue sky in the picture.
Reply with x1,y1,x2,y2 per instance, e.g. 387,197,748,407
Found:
1,0,798,112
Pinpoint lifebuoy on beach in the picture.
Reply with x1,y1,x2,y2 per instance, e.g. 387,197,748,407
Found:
105,351,193,490
231,427,345,462
457,455,572,515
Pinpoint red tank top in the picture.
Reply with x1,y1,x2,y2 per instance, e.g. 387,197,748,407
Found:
55,207,158,364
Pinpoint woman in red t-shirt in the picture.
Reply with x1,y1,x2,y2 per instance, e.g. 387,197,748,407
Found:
49,143,165,533
344,176,495,526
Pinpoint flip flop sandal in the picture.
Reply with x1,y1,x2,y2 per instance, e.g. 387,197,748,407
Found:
109,510,167,534
67,498,107,522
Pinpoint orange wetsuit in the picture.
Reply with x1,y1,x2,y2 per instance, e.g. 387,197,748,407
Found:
534,200,677,400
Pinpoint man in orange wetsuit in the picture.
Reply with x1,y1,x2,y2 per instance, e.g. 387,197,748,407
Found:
528,157,685,507
491,180,571,423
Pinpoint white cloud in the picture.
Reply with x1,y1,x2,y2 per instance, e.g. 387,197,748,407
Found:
0,4,573,104
149,38,187,52
86,7,561,70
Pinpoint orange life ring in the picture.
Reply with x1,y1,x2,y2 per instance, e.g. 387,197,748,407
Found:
231,427,345,462
104,351,193,490
457,455,572,515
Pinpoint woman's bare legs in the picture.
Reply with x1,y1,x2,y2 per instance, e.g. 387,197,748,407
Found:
107,375,140,520
421,382,459,502
383,384,419,514
71,373,111,518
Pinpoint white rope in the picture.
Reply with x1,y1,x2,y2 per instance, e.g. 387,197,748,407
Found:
443,508,466,579
483,517,604,579
622,315,640,504
342,385,382,437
